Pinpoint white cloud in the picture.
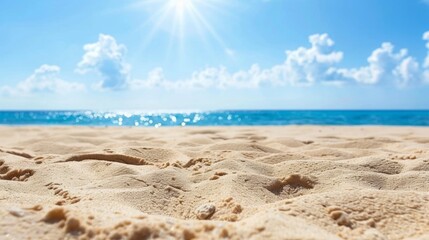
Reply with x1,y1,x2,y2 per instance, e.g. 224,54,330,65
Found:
76,34,130,90
130,64,285,89
335,42,419,86
129,31,429,89
129,68,168,89
423,31,429,68
280,33,344,85
422,31,429,83
180,65,266,89
6,31,428,96
130,33,344,89
185,64,275,88
214,34,344,87
1,65,85,95
393,56,420,87
79,31,429,90
423,71,429,83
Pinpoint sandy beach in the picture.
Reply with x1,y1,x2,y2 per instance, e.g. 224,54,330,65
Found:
0,126,428,239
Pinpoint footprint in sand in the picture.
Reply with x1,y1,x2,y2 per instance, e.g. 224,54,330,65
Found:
46,183,81,206
0,160,34,182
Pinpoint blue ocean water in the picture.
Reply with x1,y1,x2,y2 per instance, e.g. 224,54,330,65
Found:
0,110,428,127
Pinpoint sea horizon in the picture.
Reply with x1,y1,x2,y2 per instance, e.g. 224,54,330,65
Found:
1,110,428,127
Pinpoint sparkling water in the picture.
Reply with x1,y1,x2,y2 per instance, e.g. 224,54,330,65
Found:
0,110,428,126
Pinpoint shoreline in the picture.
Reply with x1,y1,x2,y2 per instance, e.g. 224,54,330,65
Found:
1,124,429,128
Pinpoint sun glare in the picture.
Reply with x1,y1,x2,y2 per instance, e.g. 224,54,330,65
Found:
136,0,228,55
170,0,192,13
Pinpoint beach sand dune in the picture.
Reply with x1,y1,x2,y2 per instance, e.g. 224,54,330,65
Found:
0,126,428,239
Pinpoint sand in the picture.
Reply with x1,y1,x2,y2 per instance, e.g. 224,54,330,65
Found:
0,126,428,240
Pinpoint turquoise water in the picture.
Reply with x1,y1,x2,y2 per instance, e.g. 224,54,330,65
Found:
0,110,428,126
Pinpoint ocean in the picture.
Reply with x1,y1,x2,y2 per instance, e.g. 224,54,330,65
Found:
0,110,428,127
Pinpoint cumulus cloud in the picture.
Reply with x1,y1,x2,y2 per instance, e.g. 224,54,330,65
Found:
1,65,85,95
178,65,273,89
129,68,167,89
130,32,429,89
5,31,428,95
220,34,342,87
425,31,429,66
393,56,420,87
76,34,130,90
186,64,276,88
130,33,344,89
423,31,429,83
281,33,344,85
334,42,420,86
130,64,283,89
76,31,429,91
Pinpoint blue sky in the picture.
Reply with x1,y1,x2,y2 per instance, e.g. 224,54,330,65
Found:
0,0,429,110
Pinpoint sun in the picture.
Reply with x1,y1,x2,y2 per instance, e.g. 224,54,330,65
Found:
165,0,195,37
170,0,193,13
134,0,229,55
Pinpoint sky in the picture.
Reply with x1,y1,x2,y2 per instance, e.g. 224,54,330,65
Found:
0,0,429,110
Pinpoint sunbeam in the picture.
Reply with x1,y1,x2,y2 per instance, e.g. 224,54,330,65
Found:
133,0,230,56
